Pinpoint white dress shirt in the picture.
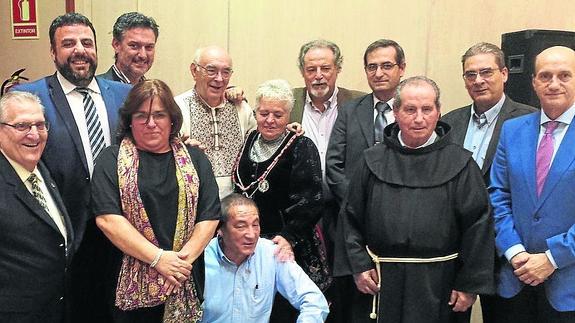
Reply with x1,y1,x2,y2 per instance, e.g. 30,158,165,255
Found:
57,72,111,176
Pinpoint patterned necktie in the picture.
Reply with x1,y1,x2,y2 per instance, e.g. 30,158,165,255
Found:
536,121,559,196
76,87,105,161
28,173,49,213
374,101,389,144
473,113,488,129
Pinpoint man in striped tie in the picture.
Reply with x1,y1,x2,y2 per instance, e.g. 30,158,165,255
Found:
14,12,131,323
490,46,575,322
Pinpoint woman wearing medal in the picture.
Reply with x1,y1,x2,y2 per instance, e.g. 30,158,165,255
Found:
232,79,329,322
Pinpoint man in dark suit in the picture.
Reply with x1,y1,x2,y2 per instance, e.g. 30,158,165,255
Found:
0,91,74,323
327,39,405,322
490,45,575,322
326,39,405,205
15,13,130,322
290,39,364,323
442,42,536,322
99,12,159,84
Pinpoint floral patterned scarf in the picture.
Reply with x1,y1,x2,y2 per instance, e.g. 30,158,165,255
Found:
115,137,202,322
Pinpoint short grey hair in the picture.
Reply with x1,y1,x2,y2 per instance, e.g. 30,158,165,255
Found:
392,76,441,110
219,193,258,227
461,42,505,70
0,91,44,122
254,79,294,113
297,39,343,73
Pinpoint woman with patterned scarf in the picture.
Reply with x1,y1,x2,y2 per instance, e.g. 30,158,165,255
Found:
91,79,221,323
232,79,330,322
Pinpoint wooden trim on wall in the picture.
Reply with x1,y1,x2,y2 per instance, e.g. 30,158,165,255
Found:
66,0,75,12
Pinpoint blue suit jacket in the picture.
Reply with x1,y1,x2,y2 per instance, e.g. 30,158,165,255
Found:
14,74,130,250
490,110,575,311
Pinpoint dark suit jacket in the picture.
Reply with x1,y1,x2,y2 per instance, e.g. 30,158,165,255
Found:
326,93,380,204
14,74,130,322
15,74,131,249
442,96,536,182
98,66,123,83
290,87,366,123
0,153,73,318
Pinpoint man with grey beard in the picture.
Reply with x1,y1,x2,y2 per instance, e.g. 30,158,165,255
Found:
15,12,130,323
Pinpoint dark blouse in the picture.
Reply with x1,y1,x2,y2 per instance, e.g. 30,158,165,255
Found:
91,144,221,249
233,131,323,247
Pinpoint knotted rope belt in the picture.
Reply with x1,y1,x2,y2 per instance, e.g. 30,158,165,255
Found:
365,246,459,321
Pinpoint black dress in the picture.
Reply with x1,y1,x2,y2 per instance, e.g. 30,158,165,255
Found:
233,131,325,322
335,122,495,323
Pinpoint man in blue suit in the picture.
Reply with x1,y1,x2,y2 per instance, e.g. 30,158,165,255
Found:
490,46,575,322
15,13,130,322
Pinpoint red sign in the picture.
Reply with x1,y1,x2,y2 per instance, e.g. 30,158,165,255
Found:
11,0,39,39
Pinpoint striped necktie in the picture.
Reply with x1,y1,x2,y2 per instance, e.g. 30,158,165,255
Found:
76,87,105,161
28,173,49,213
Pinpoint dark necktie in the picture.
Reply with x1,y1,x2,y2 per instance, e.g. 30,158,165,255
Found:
76,87,105,161
536,121,559,196
472,113,488,129
374,102,389,144
28,173,49,213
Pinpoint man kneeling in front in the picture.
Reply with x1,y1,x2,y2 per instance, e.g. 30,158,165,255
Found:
202,193,329,322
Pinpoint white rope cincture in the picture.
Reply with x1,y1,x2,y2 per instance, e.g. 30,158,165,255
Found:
365,246,459,321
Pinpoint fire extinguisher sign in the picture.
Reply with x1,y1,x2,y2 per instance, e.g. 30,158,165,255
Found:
11,0,39,39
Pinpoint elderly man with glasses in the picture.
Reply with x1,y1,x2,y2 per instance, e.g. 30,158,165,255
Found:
175,46,256,199
0,91,73,323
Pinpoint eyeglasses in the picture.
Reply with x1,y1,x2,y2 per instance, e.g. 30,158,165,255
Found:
195,63,233,79
463,68,498,81
365,62,399,74
0,121,50,133
132,111,170,124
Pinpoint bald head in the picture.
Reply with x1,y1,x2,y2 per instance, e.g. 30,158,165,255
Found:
191,46,233,106
532,46,575,119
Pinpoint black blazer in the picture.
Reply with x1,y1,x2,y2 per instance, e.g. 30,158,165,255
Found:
442,96,537,182
0,153,73,315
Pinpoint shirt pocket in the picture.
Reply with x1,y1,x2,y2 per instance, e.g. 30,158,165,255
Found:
250,281,273,318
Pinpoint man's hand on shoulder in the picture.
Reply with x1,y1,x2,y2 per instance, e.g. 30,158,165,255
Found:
287,122,304,136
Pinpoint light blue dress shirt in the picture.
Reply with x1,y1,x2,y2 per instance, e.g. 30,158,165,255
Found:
201,237,329,323
463,95,505,169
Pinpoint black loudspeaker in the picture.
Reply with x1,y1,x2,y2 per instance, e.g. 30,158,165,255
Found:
501,29,575,107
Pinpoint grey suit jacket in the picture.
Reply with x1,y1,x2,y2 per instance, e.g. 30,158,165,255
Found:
442,96,536,182
326,93,376,203
290,87,365,123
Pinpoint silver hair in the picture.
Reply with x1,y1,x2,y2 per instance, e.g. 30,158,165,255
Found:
0,91,45,122
254,79,294,113
297,39,343,73
392,76,441,110
461,42,506,69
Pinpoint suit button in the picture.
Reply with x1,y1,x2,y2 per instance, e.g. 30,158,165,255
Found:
59,243,64,247
59,296,64,301
534,217,541,222
251,174,256,179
